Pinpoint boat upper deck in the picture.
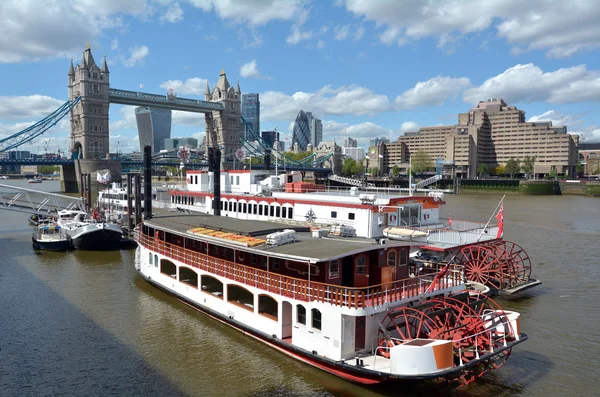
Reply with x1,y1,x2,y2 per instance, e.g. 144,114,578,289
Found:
144,211,416,262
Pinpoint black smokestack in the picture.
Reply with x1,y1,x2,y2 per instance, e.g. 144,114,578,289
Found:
143,145,152,219
209,147,221,216
264,149,271,170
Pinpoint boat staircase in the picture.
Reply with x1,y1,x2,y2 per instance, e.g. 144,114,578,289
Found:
328,175,375,188
0,183,86,216
414,174,443,189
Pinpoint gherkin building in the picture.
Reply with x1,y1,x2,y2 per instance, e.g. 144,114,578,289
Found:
292,110,311,151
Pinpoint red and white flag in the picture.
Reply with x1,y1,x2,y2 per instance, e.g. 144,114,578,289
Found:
496,203,504,238
448,215,453,226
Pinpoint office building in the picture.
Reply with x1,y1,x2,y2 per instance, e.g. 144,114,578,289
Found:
307,112,323,148
344,137,358,148
292,110,311,151
242,93,260,139
164,137,198,150
261,130,279,148
135,106,172,153
370,137,390,147
385,98,579,178
579,142,600,176
343,147,365,162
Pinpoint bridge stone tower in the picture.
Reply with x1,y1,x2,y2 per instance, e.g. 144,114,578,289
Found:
204,70,242,170
62,45,120,196
68,45,110,160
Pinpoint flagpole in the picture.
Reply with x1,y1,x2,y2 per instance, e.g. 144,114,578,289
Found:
477,195,505,241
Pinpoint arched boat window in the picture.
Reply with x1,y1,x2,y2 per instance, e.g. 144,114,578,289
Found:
311,309,322,330
297,304,306,325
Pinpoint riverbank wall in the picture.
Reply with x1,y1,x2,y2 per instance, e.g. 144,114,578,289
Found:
458,179,600,196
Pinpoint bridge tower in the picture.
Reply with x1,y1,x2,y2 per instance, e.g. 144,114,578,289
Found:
204,70,242,170
68,44,110,160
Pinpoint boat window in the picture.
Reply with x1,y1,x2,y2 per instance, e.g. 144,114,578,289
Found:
258,295,278,320
236,176,240,185
149,252,152,265
160,259,177,278
250,254,257,265
154,255,158,267
253,204,257,214
331,211,337,218
200,275,223,299
387,250,397,267
399,248,408,266
272,258,280,270
243,203,247,213
348,212,355,220
276,206,280,218
194,175,198,184
311,309,322,330
269,206,274,217
288,208,293,219
227,285,253,311
282,207,287,218
329,259,339,278
179,267,198,288
297,305,306,325
355,255,367,275
258,205,263,216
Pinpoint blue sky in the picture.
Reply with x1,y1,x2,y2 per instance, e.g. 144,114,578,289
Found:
1,0,599,154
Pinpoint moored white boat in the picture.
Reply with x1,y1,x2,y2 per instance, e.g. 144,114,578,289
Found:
56,210,123,250
136,211,527,390
32,224,71,252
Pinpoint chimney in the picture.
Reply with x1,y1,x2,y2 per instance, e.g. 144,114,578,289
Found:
143,145,152,219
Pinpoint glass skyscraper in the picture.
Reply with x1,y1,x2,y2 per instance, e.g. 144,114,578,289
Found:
261,130,279,148
292,110,311,151
135,107,172,153
242,93,260,139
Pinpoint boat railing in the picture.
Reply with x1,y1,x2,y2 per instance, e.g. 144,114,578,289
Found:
137,233,464,309
396,220,500,245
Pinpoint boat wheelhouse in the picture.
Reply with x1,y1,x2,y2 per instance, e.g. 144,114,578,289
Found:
136,211,526,389
97,182,157,214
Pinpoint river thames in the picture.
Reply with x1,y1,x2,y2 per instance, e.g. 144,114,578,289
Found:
1,180,599,396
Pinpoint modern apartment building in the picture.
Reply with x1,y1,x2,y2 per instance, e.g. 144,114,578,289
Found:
242,93,260,139
135,106,172,153
342,147,365,162
385,98,579,178
344,137,358,148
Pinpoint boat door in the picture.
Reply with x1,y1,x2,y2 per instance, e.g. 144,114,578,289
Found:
353,255,369,288
341,315,355,357
281,301,292,341
355,316,366,350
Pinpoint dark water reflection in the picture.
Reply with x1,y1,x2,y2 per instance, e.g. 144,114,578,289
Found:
1,182,599,396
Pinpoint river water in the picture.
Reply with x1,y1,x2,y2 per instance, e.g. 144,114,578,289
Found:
1,180,599,397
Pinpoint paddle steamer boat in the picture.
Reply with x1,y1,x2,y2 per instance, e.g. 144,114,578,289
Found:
136,209,526,389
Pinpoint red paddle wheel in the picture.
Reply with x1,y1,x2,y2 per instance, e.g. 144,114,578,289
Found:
377,293,516,387
456,240,532,290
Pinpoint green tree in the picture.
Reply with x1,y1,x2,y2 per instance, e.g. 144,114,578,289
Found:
411,150,434,174
505,158,521,178
39,165,60,174
576,163,584,175
547,168,558,179
521,155,537,177
391,165,400,176
495,165,505,176
342,157,357,176
476,163,488,178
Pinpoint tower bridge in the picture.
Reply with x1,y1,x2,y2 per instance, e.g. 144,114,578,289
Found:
0,45,334,194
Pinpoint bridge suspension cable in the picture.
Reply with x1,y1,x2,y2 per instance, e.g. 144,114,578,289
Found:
0,97,81,153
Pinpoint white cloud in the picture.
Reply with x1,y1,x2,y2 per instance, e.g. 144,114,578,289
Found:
0,0,170,63
0,95,65,118
334,25,350,40
528,110,600,142
464,64,600,105
286,26,312,44
395,76,471,108
122,45,149,67
400,121,419,133
240,60,260,78
316,40,325,49
160,2,184,23
189,0,309,26
353,25,365,41
159,77,209,95
236,28,264,48
111,38,119,50
343,0,600,57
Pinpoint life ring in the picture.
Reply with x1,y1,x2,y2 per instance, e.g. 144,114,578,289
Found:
186,177,191,184
378,338,395,358
237,251,245,263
